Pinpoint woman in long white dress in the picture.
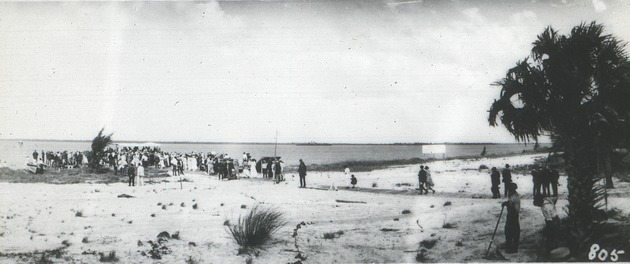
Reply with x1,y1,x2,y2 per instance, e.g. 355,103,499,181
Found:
250,159,257,177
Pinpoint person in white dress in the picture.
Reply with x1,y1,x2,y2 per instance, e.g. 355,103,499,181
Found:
137,164,145,186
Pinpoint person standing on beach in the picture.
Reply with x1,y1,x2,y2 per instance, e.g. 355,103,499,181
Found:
298,159,307,188
532,166,542,198
137,163,145,186
418,165,427,194
171,156,178,176
490,167,501,198
350,175,357,188
266,160,273,179
502,164,512,198
502,183,520,253
425,166,435,194
535,194,560,253
344,166,351,188
274,159,283,182
541,166,551,196
127,164,136,187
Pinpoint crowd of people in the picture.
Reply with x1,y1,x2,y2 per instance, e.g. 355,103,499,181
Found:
26,150,90,172
25,146,292,186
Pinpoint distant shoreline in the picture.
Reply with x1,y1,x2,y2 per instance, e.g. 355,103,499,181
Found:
0,138,543,146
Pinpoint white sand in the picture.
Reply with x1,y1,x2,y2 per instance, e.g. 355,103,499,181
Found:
1,153,628,263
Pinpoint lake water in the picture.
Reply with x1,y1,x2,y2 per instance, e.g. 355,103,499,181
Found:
0,140,548,170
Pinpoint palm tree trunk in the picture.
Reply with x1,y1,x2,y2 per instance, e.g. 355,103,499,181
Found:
563,138,600,251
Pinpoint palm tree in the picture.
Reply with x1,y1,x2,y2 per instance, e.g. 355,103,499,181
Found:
89,128,113,171
488,22,630,251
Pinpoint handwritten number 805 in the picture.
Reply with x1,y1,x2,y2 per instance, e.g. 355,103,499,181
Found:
589,244,625,261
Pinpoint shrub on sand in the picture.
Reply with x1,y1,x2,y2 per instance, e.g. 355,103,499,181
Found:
99,251,119,262
226,205,286,252
323,230,344,239
420,238,438,249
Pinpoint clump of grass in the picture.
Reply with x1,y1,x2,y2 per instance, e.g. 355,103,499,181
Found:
192,204,198,209
185,256,198,264
36,253,53,264
82,237,89,243
226,205,286,252
442,223,456,229
372,182,378,188
416,252,430,262
420,238,438,249
323,230,344,239
75,210,83,217
402,210,411,214
241,204,247,209
479,165,488,170
99,251,119,262
443,201,452,206
455,240,463,247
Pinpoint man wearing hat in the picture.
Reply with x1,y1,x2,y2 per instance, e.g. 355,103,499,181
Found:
502,183,520,253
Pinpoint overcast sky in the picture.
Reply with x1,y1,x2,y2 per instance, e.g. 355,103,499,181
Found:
1,0,629,143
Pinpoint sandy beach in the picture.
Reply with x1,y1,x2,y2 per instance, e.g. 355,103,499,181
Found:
1,153,629,263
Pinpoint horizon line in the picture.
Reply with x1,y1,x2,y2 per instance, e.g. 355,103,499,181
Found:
0,138,545,146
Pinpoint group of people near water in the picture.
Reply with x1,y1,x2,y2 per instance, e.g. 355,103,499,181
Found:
103,148,264,185
26,150,90,173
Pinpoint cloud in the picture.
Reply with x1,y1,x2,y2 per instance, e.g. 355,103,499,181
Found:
592,0,606,12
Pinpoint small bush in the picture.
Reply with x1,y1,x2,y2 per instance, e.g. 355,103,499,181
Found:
455,240,463,247
443,201,452,206
99,251,119,262
75,210,83,217
479,165,489,170
420,238,437,249
82,237,89,243
192,203,198,209
186,256,198,264
442,223,456,229
226,206,286,252
323,230,344,239
402,210,411,214
415,249,430,262
241,204,247,209
36,253,53,264
372,182,378,188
